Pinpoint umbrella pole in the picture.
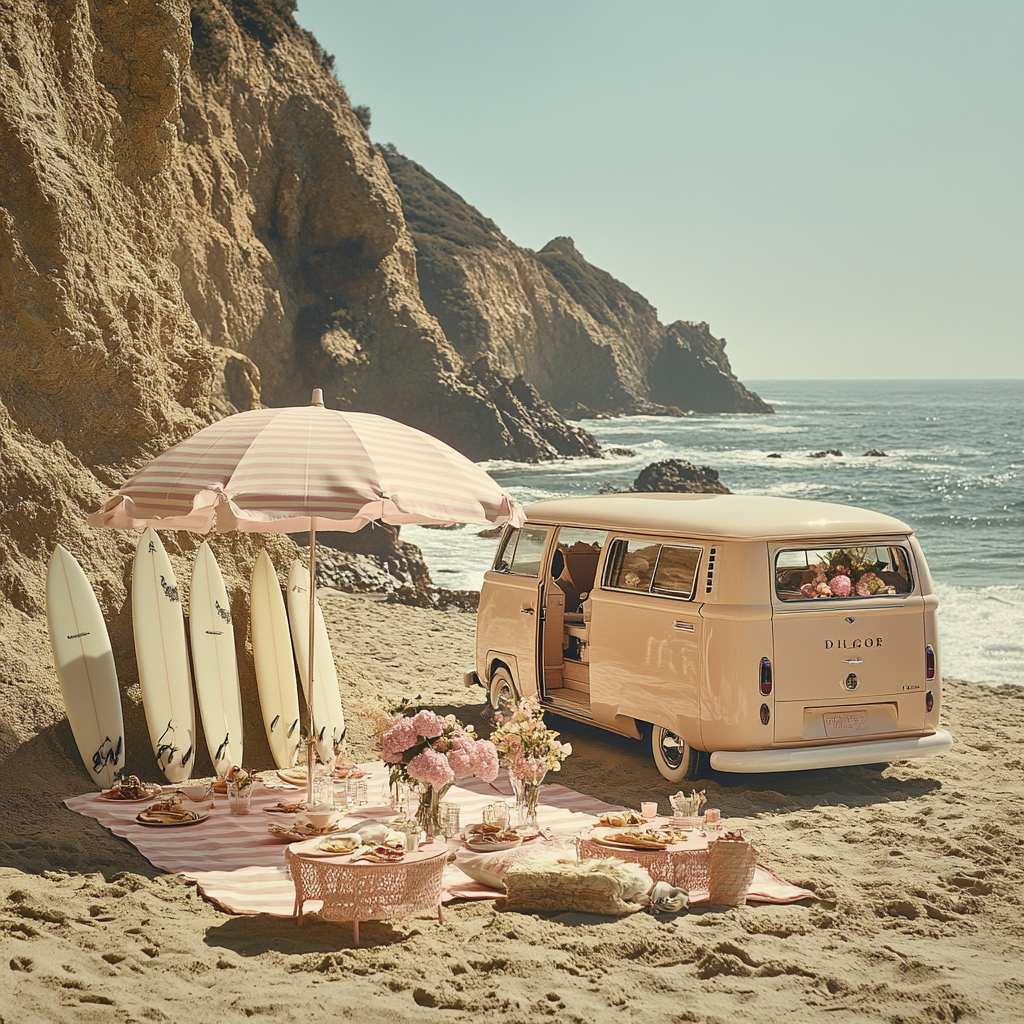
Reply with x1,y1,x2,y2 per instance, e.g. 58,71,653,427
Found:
306,521,317,808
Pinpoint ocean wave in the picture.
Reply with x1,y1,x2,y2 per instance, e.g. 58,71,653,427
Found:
933,582,1024,686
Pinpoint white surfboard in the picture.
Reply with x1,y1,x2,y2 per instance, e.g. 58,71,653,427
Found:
189,541,244,777
287,559,345,764
250,551,302,770
46,546,125,790
133,529,196,783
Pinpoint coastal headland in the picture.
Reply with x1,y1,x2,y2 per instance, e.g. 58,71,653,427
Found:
2,5,1020,1022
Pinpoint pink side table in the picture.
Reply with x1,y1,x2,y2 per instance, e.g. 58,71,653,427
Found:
285,838,449,946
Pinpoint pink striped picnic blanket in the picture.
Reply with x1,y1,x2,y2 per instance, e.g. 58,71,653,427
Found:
64,762,814,915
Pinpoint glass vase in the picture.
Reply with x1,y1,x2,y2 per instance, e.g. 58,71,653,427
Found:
510,771,546,831
416,785,446,838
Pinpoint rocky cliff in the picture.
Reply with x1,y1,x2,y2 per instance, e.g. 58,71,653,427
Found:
0,0,766,777
0,0,600,772
384,150,772,417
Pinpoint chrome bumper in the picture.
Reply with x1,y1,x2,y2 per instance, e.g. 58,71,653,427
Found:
463,669,483,689
709,728,954,774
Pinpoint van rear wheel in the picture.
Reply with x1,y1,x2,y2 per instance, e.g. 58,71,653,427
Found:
488,667,519,719
651,727,700,782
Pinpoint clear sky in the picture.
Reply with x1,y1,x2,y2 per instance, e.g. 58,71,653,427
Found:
295,1,1022,381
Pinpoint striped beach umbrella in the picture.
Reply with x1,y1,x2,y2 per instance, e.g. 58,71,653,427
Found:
89,389,525,802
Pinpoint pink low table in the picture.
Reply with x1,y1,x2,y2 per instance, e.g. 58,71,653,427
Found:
575,820,716,890
285,837,449,945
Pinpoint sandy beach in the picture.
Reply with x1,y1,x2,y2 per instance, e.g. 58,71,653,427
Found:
2,592,1022,1023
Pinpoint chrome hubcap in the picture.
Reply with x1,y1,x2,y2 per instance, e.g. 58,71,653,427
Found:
658,729,684,770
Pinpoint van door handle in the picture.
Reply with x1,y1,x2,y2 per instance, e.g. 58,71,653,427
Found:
520,607,534,615
673,621,695,632
842,658,864,664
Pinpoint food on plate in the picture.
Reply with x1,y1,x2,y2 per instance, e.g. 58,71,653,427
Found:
265,801,304,814
466,830,521,846
596,809,645,828
606,830,674,849
466,822,504,836
353,845,405,863
137,795,197,824
316,833,362,854
101,776,159,800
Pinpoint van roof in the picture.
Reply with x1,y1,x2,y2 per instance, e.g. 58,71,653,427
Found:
524,493,913,541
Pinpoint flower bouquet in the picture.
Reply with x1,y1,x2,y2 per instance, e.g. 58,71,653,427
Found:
798,547,897,600
226,765,254,816
380,710,498,837
489,698,572,830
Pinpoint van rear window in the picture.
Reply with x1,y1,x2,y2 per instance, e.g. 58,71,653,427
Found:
775,546,914,601
604,539,701,600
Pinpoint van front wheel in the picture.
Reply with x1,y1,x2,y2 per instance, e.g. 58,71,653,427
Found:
651,727,700,782
488,668,519,719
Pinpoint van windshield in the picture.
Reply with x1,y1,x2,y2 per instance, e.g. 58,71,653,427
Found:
775,545,914,601
494,526,550,577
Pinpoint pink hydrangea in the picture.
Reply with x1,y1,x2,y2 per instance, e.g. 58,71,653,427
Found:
829,575,852,597
406,748,455,788
445,743,475,779
381,717,418,763
470,740,499,782
411,710,445,739
855,579,870,597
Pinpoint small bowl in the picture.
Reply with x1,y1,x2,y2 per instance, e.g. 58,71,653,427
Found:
179,783,212,801
303,807,336,830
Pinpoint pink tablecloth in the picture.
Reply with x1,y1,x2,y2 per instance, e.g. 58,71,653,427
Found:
63,761,610,915
64,762,815,915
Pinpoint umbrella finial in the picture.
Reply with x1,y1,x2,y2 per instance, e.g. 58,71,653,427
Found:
311,388,325,407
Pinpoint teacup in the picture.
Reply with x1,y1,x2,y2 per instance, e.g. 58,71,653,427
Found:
179,783,212,801
303,806,336,830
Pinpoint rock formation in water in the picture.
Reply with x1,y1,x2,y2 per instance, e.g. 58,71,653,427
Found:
631,459,731,494
384,150,772,418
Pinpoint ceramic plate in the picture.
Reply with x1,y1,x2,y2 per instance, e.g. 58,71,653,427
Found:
135,811,209,827
464,836,523,853
589,827,676,851
99,785,162,802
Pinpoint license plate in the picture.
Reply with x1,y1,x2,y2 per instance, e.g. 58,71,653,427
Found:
824,712,867,733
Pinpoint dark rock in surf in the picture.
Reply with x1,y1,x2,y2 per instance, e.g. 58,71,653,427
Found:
631,459,730,495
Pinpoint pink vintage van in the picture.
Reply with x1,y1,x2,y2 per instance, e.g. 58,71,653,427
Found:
469,493,953,781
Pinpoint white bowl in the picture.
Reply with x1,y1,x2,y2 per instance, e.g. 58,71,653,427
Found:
179,784,211,801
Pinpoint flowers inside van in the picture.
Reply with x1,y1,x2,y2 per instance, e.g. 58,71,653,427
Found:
775,545,913,601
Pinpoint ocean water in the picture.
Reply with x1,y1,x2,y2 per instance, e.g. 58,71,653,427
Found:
405,380,1023,686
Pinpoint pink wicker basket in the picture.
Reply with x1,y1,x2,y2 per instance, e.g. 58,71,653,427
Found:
708,839,757,906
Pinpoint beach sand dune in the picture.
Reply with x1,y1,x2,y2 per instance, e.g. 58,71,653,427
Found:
2,594,1022,1022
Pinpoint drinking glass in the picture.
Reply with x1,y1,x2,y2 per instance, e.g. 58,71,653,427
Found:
227,783,251,816
333,779,350,811
641,801,658,820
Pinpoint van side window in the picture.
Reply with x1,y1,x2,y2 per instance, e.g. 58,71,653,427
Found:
651,545,701,599
605,539,660,591
775,545,914,601
494,526,549,577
